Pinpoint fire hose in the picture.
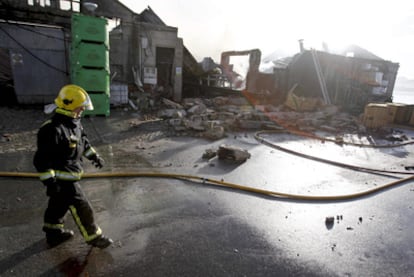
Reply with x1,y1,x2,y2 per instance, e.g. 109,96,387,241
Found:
0,166,413,202
1,127,414,201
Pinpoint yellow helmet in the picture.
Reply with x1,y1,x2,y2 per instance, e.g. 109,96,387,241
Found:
54,84,94,111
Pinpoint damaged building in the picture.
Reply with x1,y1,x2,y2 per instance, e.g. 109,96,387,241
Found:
199,42,399,115
286,44,399,114
0,0,201,111
0,0,400,119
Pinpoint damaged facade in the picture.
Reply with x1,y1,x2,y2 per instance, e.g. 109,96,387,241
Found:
0,0,400,120
0,0,201,107
287,46,399,114
198,44,399,115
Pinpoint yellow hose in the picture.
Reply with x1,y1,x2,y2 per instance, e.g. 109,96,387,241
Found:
1,170,413,201
3,91,414,201
254,130,414,175
1,123,413,202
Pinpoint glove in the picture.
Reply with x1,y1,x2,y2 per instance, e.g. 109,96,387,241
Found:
42,177,60,196
91,154,104,169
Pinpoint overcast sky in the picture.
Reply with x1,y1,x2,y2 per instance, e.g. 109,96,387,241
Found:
119,0,414,79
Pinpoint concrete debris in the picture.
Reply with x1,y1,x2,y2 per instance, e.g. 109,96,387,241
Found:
285,89,322,112
385,133,408,142
187,103,207,115
202,144,250,163
325,216,335,224
162,97,183,109
128,99,138,110
126,91,414,145
202,125,226,140
202,148,217,160
217,144,251,163
212,96,228,106
185,115,205,131
157,109,187,119
156,96,279,139
1,134,10,142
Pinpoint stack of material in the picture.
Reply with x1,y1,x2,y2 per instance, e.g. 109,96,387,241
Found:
387,103,413,125
363,103,395,129
363,102,414,128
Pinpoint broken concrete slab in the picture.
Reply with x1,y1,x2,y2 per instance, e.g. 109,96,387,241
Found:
202,148,217,160
187,103,207,115
202,125,226,140
157,108,187,119
217,144,251,163
162,97,184,109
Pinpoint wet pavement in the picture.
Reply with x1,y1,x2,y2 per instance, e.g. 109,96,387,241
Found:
1,107,414,276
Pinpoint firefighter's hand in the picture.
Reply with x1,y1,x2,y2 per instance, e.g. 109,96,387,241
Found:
42,177,60,196
91,154,104,169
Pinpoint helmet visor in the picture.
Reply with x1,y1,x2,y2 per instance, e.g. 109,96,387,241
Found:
83,94,94,111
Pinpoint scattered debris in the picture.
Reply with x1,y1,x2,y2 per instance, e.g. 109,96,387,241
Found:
202,125,226,140
284,85,322,112
1,134,11,142
128,99,138,111
152,95,364,141
202,148,217,160
326,214,346,229
121,89,414,148
325,216,335,225
217,145,251,163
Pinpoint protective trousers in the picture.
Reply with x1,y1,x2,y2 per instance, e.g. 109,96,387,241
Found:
43,180,102,242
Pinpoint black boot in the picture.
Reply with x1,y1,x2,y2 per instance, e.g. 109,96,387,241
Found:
43,227,74,247
88,235,113,249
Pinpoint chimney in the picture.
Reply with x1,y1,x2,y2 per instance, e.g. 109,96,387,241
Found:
298,39,304,53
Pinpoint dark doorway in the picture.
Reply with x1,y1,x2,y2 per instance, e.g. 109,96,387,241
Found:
156,47,174,99
0,48,17,106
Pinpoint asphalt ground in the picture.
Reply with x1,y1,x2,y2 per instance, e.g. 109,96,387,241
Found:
1,106,414,276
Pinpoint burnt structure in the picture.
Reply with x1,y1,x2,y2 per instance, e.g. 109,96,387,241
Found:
0,1,399,114
0,0,201,105
287,47,399,114
200,44,399,114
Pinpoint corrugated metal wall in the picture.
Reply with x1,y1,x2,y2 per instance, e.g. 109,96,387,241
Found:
0,22,69,104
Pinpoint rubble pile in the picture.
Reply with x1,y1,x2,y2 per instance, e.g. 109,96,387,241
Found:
150,95,367,140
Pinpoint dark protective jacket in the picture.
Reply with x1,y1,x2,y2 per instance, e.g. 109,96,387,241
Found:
33,110,97,182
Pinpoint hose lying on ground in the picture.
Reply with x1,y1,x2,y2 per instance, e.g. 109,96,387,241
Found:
1,122,414,201
0,170,413,202
254,130,414,176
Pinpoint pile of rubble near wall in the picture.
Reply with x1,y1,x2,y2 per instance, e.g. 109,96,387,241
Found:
155,95,368,140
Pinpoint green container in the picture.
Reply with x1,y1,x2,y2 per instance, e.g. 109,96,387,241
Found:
83,93,110,116
71,13,109,47
71,42,109,70
72,68,109,93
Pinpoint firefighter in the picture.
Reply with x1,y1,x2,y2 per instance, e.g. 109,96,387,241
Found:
33,84,113,249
